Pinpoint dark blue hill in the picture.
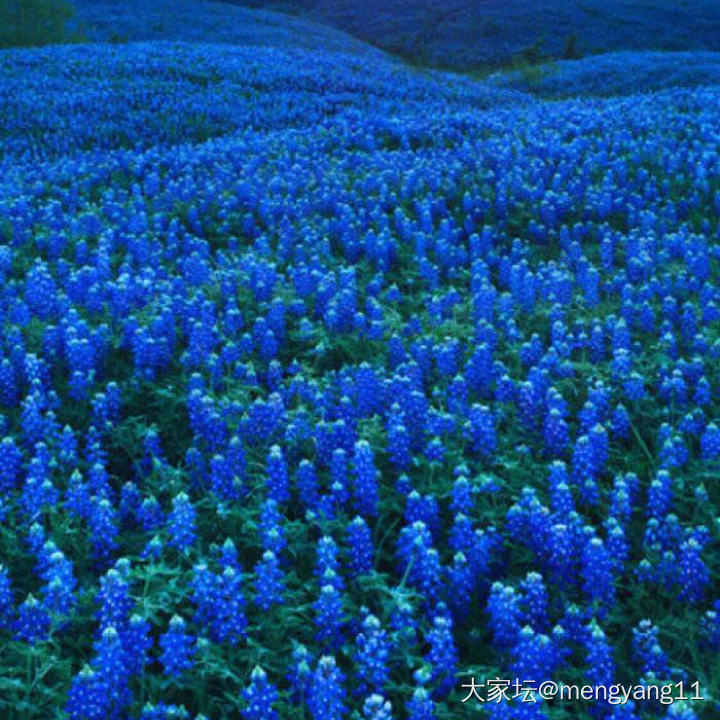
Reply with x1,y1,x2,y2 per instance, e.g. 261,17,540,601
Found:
227,0,720,70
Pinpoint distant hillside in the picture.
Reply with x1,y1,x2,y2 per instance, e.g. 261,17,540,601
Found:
71,0,384,58
490,50,720,97
228,0,720,70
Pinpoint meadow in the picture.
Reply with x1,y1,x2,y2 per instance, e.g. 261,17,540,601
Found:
0,2,719,720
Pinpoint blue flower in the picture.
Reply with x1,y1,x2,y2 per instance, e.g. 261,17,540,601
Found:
159,615,196,677
308,656,346,720
254,551,285,611
345,516,374,577
242,666,279,720
314,584,345,650
167,492,196,552
14,594,50,644
354,613,391,696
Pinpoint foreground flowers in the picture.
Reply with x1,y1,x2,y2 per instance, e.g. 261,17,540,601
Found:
0,39,717,720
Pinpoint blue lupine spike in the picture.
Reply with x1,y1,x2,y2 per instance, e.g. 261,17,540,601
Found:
124,614,153,675
354,613,391,697
218,538,241,571
632,619,669,679
405,686,435,720
14,593,50,644
308,656,346,720
520,572,549,632
211,567,247,645
0,565,14,630
396,521,442,607
426,607,458,699
159,615,196,677
582,536,615,615
138,495,164,532
90,625,132,716
449,476,473,516
700,422,720,460
405,491,439,538
486,582,522,650
647,470,674,518
254,551,285,611
297,459,319,509
510,626,556,682
313,584,345,650
387,419,412,471
548,523,576,586
167,492,196,552
287,644,313,704
677,538,709,604
315,536,343,586
352,440,379,517
41,548,77,618
346,516,374,577
543,407,569,458
330,447,349,494
242,666,279,720
97,565,134,632
190,563,219,628
86,496,118,568
446,552,473,620
0,436,23,493
65,666,103,720
260,499,286,555
265,445,290,504
466,404,496,458
584,619,615,688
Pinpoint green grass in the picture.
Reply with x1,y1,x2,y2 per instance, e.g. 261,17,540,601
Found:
0,0,77,48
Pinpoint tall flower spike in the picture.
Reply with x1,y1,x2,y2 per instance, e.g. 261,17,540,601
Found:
265,445,290,504
584,620,615,689
352,440,379,518
406,668,436,720
425,608,458,699
242,666,279,720
14,593,50,644
354,613,391,697
486,583,522,651
346,516,374,577
581,536,615,615
520,572,549,632
159,615,196,677
167,492,196,552
308,656,346,720
0,564,14,630
632,619,668,679
254,550,285,611
313,584,345,650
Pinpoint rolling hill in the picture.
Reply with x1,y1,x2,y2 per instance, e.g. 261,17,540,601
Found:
227,0,720,70
71,0,385,57
490,50,720,97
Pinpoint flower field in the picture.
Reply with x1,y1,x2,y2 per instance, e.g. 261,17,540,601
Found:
0,33,719,720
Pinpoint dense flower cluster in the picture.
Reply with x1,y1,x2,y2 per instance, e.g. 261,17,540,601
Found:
0,33,718,720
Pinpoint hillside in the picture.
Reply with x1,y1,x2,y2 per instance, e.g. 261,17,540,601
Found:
0,40,525,164
229,0,720,70
71,0,385,57
490,50,720,97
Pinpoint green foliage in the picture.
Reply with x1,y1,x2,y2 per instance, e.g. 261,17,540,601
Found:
509,53,553,90
0,0,76,49
563,33,582,60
